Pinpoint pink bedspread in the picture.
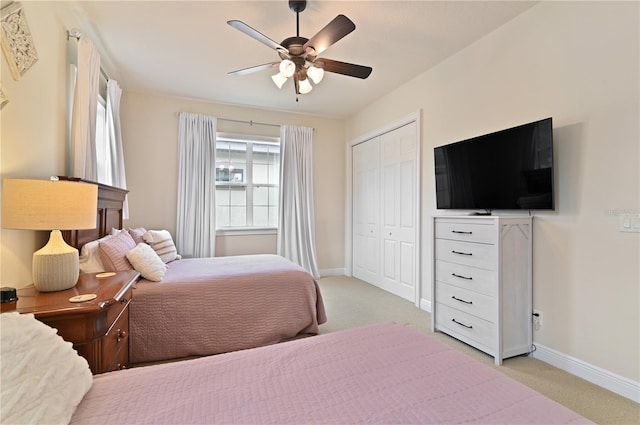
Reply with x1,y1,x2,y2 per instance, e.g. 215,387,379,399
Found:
129,254,326,363
71,323,591,424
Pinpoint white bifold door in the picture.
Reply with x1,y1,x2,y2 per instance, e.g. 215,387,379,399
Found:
352,121,418,302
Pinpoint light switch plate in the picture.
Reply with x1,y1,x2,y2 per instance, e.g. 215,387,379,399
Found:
619,214,640,233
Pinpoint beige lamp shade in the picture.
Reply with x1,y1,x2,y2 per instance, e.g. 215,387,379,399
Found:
2,179,98,292
2,179,97,230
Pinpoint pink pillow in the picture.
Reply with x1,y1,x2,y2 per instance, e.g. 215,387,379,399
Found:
128,227,147,244
99,230,136,271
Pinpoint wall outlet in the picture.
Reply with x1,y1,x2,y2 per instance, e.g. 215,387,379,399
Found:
532,309,543,330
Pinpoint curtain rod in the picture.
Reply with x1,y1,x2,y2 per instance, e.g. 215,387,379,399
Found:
176,114,315,131
66,29,110,82
218,117,280,128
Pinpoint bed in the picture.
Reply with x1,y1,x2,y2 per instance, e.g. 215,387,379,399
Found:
61,179,326,364
1,314,592,425
129,254,326,363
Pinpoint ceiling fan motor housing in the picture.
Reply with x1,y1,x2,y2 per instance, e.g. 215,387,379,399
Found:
279,36,310,59
289,0,307,13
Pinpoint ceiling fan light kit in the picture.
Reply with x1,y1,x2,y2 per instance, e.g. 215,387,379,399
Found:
306,65,324,84
298,77,313,94
271,72,288,89
228,0,372,98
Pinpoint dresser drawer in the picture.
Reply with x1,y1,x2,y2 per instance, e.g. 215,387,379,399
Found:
434,260,496,296
101,304,129,373
435,220,496,244
435,303,495,352
435,282,496,322
106,286,132,327
105,341,129,373
435,239,496,270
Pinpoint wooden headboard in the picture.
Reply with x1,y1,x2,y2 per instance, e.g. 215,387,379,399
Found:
60,178,128,250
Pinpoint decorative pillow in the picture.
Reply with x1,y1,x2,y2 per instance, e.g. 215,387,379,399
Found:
79,234,112,273
143,230,179,263
99,230,136,271
128,227,147,245
126,243,167,282
0,312,92,425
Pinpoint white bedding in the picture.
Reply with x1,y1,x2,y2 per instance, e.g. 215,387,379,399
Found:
0,313,93,425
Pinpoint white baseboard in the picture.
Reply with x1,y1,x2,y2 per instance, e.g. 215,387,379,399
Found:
532,343,640,403
420,298,432,312
331,281,639,403
421,298,638,402
319,268,346,277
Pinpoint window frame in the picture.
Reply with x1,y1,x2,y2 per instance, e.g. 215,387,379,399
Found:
215,132,280,236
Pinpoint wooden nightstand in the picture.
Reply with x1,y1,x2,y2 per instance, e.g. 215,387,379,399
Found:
13,270,139,374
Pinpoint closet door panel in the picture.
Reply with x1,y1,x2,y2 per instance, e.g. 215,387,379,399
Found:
352,120,418,303
352,138,380,284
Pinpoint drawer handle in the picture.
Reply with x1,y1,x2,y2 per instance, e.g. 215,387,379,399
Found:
452,273,472,280
452,230,472,234
452,296,473,305
117,329,127,342
452,318,473,329
451,250,472,256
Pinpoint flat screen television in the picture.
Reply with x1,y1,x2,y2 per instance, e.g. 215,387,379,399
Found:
434,117,554,212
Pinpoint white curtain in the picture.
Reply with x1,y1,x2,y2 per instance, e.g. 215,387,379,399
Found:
71,37,100,181
176,113,217,258
105,79,129,219
277,125,320,278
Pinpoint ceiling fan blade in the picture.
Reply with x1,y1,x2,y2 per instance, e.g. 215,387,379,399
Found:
303,15,355,57
315,58,372,79
228,62,279,76
227,20,289,54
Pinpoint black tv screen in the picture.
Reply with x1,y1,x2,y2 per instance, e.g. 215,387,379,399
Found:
434,117,554,211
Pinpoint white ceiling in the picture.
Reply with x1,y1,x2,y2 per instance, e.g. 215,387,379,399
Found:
69,1,537,118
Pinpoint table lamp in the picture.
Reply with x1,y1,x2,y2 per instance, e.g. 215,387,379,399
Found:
2,178,98,292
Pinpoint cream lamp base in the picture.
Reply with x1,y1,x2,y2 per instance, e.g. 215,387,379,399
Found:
32,230,79,292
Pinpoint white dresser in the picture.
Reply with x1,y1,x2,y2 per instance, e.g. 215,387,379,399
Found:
431,216,533,365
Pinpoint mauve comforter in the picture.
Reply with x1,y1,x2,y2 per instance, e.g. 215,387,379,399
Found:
129,254,326,363
71,323,592,424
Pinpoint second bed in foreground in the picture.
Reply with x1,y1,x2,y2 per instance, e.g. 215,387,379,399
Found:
72,322,591,424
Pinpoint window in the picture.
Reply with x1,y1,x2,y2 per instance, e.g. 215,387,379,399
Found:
215,133,280,231
95,95,112,185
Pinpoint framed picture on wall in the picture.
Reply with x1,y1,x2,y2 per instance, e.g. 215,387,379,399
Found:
0,82,8,108
1,2,38,80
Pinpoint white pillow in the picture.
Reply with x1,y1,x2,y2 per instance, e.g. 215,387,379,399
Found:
79,234,112,273
126,243,168,282
143,230,180,263
0,312,93,425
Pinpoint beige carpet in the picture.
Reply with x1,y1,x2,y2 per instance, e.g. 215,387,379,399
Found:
317,275,640,425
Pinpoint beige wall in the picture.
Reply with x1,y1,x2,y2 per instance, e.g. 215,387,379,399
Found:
120,91,346,273
346,1,639,382
1,2,79,287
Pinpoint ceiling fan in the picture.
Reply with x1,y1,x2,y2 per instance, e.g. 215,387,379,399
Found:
227,0,372,97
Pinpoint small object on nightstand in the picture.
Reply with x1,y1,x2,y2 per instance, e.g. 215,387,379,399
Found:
96,272,116,278
1,287,18,312
68,294,97,303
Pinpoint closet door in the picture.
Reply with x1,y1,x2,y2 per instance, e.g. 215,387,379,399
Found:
380,122,417,301
352,138,380,284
